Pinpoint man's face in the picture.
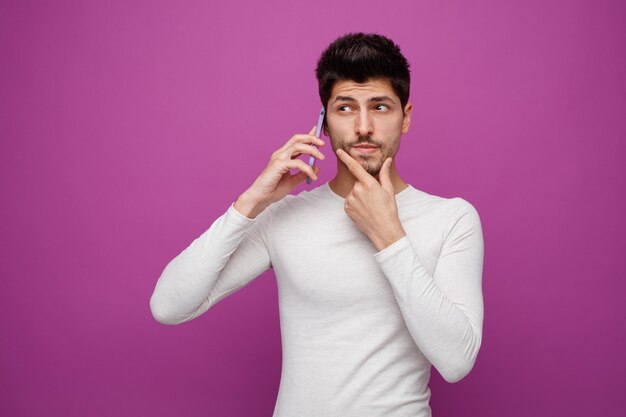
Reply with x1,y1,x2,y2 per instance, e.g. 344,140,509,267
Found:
324,78,412,177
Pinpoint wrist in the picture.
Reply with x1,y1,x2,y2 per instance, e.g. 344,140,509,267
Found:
234,191,267,219
372,223,406,252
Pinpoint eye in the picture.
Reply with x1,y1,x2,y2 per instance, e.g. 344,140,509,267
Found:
338,105,351,112
374,104,390,111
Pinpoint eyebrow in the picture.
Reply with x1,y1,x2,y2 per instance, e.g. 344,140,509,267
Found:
331,95,396,104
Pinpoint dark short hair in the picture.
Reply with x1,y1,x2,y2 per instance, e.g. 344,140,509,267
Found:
316,33,411,110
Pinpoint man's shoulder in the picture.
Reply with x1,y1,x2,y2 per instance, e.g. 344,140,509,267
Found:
400,185,480,222
397,186,482,248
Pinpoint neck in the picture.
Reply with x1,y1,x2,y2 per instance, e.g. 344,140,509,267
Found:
329,159,408,198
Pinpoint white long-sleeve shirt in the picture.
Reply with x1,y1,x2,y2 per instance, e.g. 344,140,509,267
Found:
150,182,484,417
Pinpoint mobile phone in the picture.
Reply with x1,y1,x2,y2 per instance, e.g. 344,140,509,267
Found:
306,107,326,184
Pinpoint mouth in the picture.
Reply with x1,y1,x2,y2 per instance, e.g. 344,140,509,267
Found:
352,144,379,154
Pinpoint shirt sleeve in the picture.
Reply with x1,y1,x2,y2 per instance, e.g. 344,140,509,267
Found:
373,198,484,383
149,203,274,325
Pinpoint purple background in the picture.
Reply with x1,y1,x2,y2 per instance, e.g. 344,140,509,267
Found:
1,0,625,416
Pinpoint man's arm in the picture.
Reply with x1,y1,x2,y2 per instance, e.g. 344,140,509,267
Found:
374,202,484,383
149,203,272,325
336,149,484,383
149,127,326,325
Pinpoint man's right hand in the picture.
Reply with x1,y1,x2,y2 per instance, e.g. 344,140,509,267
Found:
233,126,326,218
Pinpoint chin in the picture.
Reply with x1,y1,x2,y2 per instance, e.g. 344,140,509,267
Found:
365,167,382,177
360,160,384,176
344,147,385,176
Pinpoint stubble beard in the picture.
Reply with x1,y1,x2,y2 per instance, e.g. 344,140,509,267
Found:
354,150,385,177
332,135,395,177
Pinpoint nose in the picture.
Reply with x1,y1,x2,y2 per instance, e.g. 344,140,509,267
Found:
354,109,374,137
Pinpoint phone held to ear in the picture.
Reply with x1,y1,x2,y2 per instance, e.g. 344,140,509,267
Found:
306,107,325,185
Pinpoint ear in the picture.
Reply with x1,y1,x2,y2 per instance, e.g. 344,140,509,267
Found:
323,124,329,137
401,102,412,133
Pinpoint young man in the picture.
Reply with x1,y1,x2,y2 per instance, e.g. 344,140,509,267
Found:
150,33,484,416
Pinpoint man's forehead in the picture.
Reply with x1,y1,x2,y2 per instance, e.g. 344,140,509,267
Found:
330,78,398,101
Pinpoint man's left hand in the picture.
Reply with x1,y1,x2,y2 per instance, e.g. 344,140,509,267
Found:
336,149,407,251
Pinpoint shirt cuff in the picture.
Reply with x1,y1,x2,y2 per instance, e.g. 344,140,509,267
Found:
227,203,257,224
373,235,431,290
373,235,412,262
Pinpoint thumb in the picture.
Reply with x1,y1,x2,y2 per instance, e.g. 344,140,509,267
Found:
291,165,320,186
379,157,394,193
